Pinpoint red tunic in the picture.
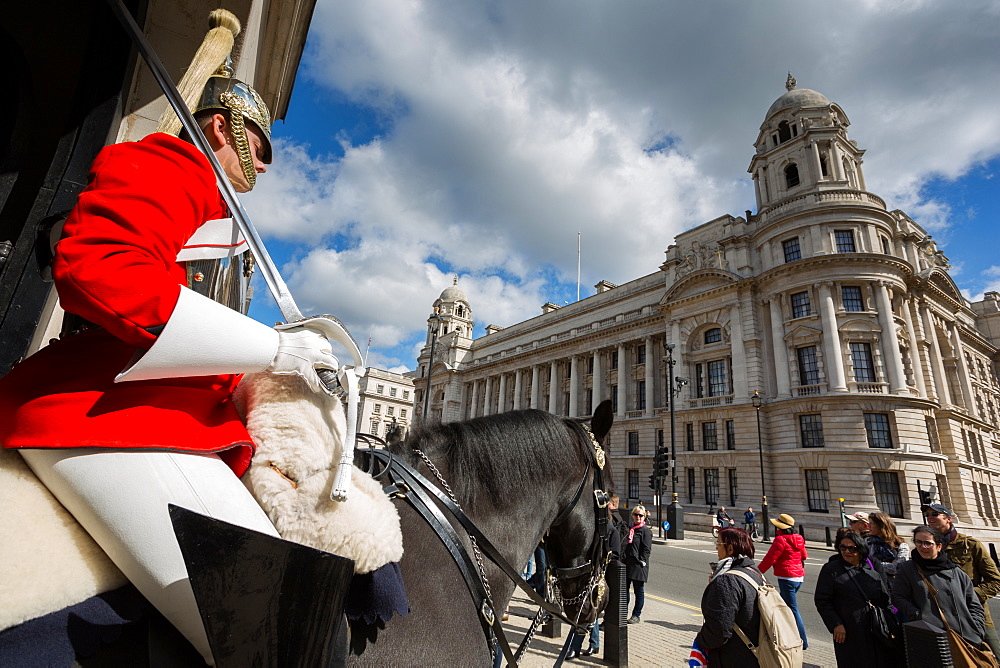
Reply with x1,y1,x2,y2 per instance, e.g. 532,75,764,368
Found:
0,134,253,476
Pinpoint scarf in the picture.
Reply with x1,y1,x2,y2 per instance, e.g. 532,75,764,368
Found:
939,527,959,547
628,520,646,544
912,551,957,573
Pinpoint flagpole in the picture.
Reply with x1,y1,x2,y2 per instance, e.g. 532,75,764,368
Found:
576,232,581,302
363,336,371,368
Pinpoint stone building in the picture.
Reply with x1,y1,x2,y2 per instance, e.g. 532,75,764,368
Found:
358,367,415,440
414,76,1000,540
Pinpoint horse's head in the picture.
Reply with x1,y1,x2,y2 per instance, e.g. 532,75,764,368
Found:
544,399,615,625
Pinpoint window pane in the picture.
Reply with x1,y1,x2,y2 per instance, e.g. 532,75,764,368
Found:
705,327,722,344
637,346,646,363
628,470,639,499
791,291,811,318
702,422,718,451
865,413,894,448
687,468,696,504
728,469,738,506
637,380,646,410
873,471,904,517
800,414,825,447
842,286,864,311
797,346,820,385
726,420,736,450
835,229,856,253
851,342,876,383
628,431,639,455
686,423,694,451
805,469,830,512
783,238,801,263
708,360,728,396
704,469,719,505
390,387,397,397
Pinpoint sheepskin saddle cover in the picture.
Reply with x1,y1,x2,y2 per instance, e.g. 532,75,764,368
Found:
233,372,403,574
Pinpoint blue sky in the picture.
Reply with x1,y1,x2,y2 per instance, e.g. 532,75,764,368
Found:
243,0,1000,373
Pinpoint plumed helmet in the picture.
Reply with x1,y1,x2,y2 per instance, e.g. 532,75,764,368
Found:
194,64,273,164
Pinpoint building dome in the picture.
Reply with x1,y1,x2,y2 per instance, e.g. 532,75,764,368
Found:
765,74,830,120
439,277,467,303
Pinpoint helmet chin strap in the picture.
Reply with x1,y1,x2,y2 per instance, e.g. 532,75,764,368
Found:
222,95,257,190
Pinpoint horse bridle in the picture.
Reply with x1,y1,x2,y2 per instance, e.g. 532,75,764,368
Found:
358,423,610,668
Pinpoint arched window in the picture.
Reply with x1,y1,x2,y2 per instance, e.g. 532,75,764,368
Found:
820,154,828,177
784,163,800,188
778,121,792,144
456,305,465,317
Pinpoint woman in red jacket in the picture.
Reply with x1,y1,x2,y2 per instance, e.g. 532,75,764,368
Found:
758,513,809,648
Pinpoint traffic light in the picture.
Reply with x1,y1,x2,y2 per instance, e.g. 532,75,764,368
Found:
919,489,933,505
648,473,657,490
655,446,670,478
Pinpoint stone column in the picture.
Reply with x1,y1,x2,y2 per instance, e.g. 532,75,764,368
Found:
617,343,627,416
900,297,927,398
483,376,494,416
951,323,976,413
831,141,844,181
644,337,655,416
730,303,748,400
593,350,603,406
875,281,907,394
753,172,762,209
497,373,507,414
531,365,541,409
548,361,558,414
812,141,824,180
513,369,523,411
569,356,579,418
469,379,479,419
818,282,848,392
768,298,791,397
921,306,951,406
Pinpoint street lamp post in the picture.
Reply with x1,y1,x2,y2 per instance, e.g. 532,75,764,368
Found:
751,390,770,542
664,343,687,540
421,310,442,420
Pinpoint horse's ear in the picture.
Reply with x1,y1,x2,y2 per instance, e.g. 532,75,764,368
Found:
591,399,614,442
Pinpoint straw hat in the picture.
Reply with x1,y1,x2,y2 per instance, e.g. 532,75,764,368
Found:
770,513,795,530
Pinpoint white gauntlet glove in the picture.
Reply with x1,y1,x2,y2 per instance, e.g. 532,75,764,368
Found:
268,327,339,394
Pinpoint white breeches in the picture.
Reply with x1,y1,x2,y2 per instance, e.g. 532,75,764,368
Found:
20,448,278,665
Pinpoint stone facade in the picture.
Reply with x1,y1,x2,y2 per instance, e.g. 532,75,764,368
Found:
358,367,415,440
413,77,1000,541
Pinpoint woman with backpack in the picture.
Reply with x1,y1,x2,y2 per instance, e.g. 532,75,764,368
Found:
814,532,903,667
758,513,809,649
696,527,763,666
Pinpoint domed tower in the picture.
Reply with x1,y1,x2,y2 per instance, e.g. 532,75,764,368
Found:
427,277,473,344
414,278,475,422
748,74,867,209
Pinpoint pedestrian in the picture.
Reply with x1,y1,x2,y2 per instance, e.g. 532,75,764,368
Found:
922,502,1000,656
814,532,902,667
758,513,809,648
744,507,755,533
695,527,762,667
891,526,988,655
867,511,909,577
844,511,871,537
624,504,653,624
0,19,340,664
716,506,734,531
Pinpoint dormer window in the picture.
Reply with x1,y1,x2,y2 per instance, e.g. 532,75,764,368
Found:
784,163,800,188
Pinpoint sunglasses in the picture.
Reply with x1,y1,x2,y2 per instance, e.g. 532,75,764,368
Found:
838,544,860,553
926,512,945,517
914,540,937,548
632,513,645,517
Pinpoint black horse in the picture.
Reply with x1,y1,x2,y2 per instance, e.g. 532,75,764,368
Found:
349,401,615,666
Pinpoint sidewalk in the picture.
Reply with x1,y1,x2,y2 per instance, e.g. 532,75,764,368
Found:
502,531,839,667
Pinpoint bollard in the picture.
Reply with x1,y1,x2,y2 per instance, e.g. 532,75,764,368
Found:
603,559,628,667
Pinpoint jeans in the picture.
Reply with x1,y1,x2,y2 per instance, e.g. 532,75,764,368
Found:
569,622,600,652
777,578,808,649
626,578,645,618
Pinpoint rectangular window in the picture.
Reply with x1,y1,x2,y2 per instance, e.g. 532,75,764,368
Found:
799,414,825,448
387,406,394,417
726,420,736,450
687,468,696,504
797,345,820,386
403,390,410,400
610,384,618,413
783,237,801,263
390,387,397,397
835,229,856,253
873,471,904,517
611,352,619,370
376,384,384,394
702,422,718,451
695,363,704,398
400,409,407,419
585,388,593,414
881,236,891,255
370,421,379,435
805,469,830,512
563,392,571,415
627,431,639,456
728,469,738,506
708,360,728,396
588,355,595,374
373,404,381,414
686,423,694,451
791,291,811,318
636,380,646,410
851,342,876,382
637,346,646,364
704,469,720,505
864,413,894,448
842,286,864,312
627,470,639,500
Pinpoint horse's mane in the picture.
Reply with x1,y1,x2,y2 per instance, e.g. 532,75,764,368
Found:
398,409,590,507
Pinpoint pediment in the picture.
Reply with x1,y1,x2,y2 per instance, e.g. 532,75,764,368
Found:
926,269,965,304
663,269,739,303
839,318,880,334
785,324,823,343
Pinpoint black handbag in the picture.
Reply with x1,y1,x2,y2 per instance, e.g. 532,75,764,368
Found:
848,561,902,649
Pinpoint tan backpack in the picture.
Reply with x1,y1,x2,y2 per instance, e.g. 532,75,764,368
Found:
723,569,804,668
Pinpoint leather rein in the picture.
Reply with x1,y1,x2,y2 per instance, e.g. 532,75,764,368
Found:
358,423,609,668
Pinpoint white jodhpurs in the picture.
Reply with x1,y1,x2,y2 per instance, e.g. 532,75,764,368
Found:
20,448,278,665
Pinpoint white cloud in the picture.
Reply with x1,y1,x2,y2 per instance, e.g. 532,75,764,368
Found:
248,0,1000,370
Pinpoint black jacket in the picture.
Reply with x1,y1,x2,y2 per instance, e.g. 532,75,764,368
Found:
623,525,652,581
695,557,762,668
891,558,986,647
608,512,625,560
814,555,902,667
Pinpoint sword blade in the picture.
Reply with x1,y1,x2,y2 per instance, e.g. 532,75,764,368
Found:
104,0,304,323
